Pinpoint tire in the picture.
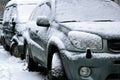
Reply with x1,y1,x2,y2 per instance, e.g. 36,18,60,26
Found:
27,46,39,71
10,44,20,57
3,39,9,51
28,55,40,71
25,44,29,63
48,52,67,80
27,45,48,73
20,44,27,60
20,53,25,60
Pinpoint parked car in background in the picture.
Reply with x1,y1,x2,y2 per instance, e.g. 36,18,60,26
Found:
2,0,40,59
24,0,120,80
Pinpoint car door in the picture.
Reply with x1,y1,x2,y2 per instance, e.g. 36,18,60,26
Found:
3,6,16,45
29,2,51,66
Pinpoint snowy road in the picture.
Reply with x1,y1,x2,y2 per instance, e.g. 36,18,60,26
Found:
0,46,45,80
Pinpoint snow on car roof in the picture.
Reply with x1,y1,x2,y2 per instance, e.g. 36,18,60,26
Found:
6,0,41,7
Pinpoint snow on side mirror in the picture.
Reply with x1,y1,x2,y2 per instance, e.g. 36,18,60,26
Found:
36,16,50,27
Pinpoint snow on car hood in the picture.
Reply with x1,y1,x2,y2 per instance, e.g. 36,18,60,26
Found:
61,22,120,39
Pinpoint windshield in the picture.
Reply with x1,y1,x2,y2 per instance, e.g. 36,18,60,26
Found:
18,4,37,22
55,0,120,22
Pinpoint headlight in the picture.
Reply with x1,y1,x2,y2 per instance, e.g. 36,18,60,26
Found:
80,67,91,77
68,31,102,50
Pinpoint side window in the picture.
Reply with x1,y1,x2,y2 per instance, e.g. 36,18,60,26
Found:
30,3,51,21
3,8,8,22
4,6,13,22
11,6,17,22
3,8,9,22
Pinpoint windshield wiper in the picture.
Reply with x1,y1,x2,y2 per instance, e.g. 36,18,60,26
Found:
94,20,113,22
61,20,80,23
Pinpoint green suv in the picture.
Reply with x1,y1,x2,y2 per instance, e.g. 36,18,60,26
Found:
24,0,120,80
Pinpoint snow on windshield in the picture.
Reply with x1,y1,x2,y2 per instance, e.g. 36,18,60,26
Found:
18,4,36,22
56,0,120,22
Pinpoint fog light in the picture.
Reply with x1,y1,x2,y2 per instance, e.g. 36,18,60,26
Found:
80,67,91,77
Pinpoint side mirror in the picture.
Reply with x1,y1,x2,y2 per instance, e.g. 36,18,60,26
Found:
36,16,50,27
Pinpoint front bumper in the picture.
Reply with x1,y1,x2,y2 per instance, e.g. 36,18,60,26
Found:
60,50,120,80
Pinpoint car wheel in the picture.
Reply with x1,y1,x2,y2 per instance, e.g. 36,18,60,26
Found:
27,46,39,71
10,44,20,57
20,44,27,60
3,39,9,51
28,55,39,71
48,52,67,80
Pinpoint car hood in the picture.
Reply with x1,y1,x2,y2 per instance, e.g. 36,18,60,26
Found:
60,22,120,39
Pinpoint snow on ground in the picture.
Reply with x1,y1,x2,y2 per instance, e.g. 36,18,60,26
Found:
0,46,45,80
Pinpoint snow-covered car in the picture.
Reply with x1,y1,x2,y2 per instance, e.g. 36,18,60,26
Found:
24,0,120,80
2,0,40,59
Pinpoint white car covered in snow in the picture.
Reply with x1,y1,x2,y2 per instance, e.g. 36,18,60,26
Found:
24,0,120,80
2,0,41,59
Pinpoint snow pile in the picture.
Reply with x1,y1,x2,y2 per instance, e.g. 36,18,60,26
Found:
0,54,27,80
0,47,10,61
0,64,11,80
6,56,27,72
0,46,45,80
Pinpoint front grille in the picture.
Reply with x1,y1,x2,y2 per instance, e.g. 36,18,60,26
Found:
108,39,120,52
106,74,120,80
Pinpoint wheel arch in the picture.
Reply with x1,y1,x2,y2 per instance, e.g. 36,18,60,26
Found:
10,35,19,48
11,35,19,45
47,37,65,70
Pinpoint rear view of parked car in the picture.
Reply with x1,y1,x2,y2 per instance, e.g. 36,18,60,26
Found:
24,0,120,80
2,0,40,59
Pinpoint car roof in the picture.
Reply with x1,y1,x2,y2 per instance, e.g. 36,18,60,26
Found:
6,0,41,7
